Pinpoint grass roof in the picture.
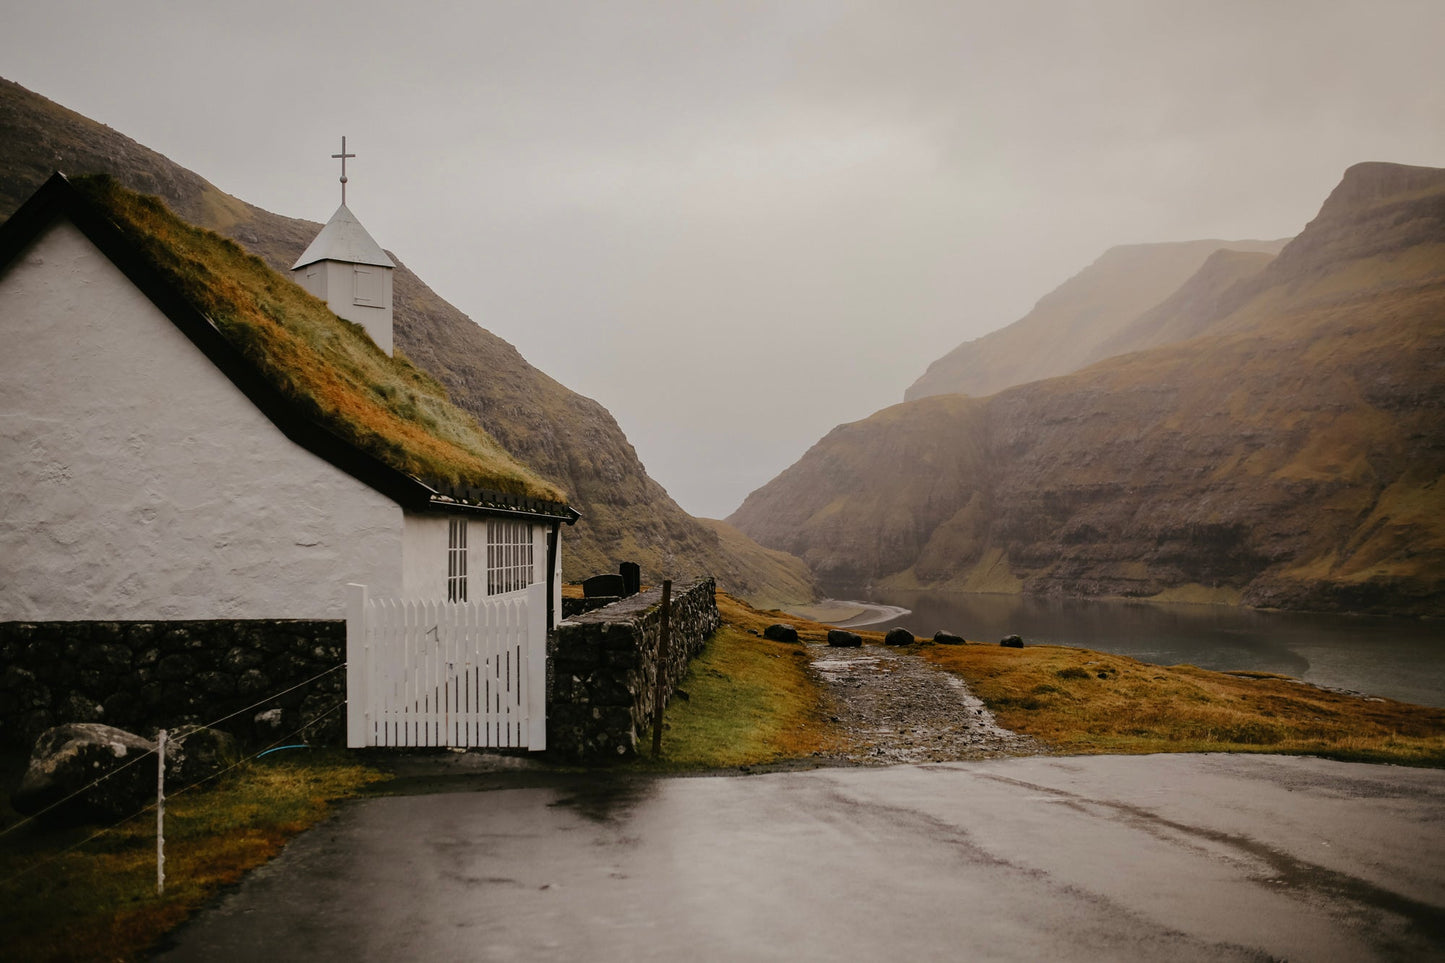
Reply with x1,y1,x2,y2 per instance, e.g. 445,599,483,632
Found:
73,175,565,504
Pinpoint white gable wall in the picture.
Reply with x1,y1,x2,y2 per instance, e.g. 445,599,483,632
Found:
0,220,404,621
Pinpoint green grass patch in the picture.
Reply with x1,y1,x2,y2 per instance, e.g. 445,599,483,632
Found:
634,621,838,770
0,753,387,962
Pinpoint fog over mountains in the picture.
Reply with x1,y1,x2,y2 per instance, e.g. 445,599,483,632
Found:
733,162,1445,617
906,238,1290,402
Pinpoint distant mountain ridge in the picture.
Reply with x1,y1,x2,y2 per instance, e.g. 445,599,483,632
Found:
733,161,1445,616
905,237,1289,402
0,77,814,604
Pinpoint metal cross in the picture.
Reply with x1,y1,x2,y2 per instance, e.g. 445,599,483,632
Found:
332,136,356,205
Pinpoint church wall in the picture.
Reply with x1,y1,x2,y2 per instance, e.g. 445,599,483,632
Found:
401,512,450,598
295,261,330,304
0,220,405,621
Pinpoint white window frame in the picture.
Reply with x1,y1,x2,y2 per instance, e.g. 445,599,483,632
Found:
447,518,468,602
486,519,534,596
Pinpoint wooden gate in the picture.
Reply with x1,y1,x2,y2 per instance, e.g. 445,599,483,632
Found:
345,582,547,750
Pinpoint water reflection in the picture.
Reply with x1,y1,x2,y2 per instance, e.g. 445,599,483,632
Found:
867,590,1445,707
548,775,656,823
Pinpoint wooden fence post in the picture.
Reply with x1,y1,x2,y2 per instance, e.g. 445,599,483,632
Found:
651,580,673,758
156,728,166,896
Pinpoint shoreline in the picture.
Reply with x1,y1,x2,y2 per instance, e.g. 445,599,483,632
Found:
785,598,912,629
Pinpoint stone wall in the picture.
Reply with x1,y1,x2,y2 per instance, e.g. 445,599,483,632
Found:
548,578,720,759
0,620,345,752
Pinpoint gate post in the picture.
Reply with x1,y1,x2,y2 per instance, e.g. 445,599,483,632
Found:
346,582,369,748
526,580,547,750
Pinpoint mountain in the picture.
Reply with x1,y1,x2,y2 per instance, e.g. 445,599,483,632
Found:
732,162,1445,616
905,237,1289,402
0,77,813,603
1085,247,1277,362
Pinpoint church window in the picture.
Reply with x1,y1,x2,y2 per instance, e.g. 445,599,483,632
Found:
447,518,468,602
486,520,533,596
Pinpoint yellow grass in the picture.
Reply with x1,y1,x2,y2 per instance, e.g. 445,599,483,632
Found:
622,593,1445,770
922,642,1445,765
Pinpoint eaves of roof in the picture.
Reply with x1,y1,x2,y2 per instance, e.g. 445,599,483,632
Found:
0,173,576,526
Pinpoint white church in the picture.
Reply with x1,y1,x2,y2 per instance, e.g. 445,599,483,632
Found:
0,162,577,629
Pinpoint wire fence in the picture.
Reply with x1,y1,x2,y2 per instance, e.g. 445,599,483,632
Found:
0,664,348,892
1,664,344,839
1,663,344,839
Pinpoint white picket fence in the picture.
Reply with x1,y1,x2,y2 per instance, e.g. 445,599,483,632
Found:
345,582,547,750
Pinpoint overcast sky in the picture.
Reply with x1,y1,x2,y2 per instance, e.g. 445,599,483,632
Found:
4,1,1444,517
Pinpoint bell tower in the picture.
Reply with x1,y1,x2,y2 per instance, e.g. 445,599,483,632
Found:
292,137,396,354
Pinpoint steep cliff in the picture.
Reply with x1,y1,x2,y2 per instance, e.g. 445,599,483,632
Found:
0,77,813,601
905,238,1288,402
733,162,1445,616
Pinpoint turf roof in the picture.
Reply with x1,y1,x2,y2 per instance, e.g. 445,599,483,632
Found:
62,174,567,506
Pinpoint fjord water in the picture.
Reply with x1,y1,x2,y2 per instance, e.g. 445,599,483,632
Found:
865,591,1445,707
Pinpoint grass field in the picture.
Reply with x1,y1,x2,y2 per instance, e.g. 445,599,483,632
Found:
0,754,386,963
665,593,1445,768
921,641,1445,765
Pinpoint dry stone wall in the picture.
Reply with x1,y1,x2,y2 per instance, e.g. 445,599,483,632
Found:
548,578,719,759
0,620,345,752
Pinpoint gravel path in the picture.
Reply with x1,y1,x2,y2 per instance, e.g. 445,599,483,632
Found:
810,643,1043,764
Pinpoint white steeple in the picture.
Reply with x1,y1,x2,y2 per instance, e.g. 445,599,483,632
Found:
292,137,396,354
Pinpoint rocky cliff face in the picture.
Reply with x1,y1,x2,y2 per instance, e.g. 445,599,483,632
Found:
0,78,813,601
733,162,1445,616
905,238,1289,402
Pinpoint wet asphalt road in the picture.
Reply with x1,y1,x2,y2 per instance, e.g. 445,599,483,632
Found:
153,754,1445,962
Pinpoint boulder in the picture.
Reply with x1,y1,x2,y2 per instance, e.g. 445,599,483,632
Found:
934,631,967,646
763,623,800,644
884,627,915,647
169,726,241,785
583,573,626,599
1000,634,1025,648
828,629,863,648
12,723,157,823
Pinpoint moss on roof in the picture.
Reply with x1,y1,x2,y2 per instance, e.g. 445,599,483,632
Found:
73,174,565,504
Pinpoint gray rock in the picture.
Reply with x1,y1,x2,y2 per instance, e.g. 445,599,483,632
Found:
884,627,915,647
169,726,241,785
934,631,967,646
828,630,863,648
254,707,285,732
763,623,800,644
13,723,157,823
1000,634,1025,648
